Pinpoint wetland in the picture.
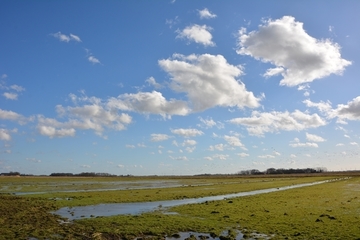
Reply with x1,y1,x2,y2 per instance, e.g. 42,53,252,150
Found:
1,174,360,239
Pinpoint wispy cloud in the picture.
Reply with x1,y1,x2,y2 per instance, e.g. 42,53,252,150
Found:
51,32,82,42
198,8,217,19
88,56,101,64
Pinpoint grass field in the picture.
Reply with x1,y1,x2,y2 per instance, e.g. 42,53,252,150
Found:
0,174,359,239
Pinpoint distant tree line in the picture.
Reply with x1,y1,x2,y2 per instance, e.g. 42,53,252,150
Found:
238,167,327,175
49,172,117,177
0,171,21,176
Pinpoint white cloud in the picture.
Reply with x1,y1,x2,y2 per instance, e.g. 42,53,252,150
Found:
10,85,25,92
289,141,318,148
108,91,190,118
198,117,216,128
182,139,197,146
185,146,196,153
237,153,249,157
3,92,18,100
305,96,360,123
51,32,82,42
37,125,76,138
88,56,101,64
117,164,124,168
171,128,203,137
165,16,179,29
198,8,217,19
336,143,344,147
263,67,284,78
170,156,188,161
69,33,82,42
212,154,229,160
37,95,132,138
334,96,360,121
159,54,261,112
229,110,326,136
0,108,27,124
223,135,245,149
258,155,275,159
209,144,225,151
237,16,351,87
290,154,297,158
176,24,215,47
26,158,41,163
151,134,171,142
350,142,358,146
306,133,326,142
146,77,162,89
126,144,135,148
0,128,15,141
273,151,281,156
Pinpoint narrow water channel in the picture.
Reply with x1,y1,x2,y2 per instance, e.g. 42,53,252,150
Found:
54,180,334,220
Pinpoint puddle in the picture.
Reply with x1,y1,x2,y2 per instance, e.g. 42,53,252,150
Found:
54,180,334,220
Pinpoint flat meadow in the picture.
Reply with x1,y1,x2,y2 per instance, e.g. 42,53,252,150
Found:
0,173,359,239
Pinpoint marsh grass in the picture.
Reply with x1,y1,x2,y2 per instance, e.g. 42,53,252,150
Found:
1,175,359,239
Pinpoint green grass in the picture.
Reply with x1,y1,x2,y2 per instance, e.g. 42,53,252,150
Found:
23,176,333,207
1,175,359,239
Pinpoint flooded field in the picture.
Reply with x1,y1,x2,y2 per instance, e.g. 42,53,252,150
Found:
1,175,359,239
55,180,331,220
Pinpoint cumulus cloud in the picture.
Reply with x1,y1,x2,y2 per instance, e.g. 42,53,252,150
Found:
0,128,17,141
336,143,344,147
209,144,225,151
171,128,203,137
228,110,326,136
212,154,229,160
37,95,132,138
3,92,18,100
51,32,82,42
237,16,351,87
335,96,360,121
289,139,318,148
108,91,190,118
223,135,246,149
182,139,197,146
37,124,76,138
176,24,215,46
198,8,217,19
304,96,360,123
0,108,27,124
146,77,163,89
151,134,171,142
306,133,326,142
159,53,261,112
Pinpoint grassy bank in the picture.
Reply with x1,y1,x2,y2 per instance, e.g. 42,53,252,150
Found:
0,175,359,239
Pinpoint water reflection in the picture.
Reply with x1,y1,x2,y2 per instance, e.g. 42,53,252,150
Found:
55,180,332,220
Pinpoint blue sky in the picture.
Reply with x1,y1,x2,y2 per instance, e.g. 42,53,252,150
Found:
1,1,359,175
